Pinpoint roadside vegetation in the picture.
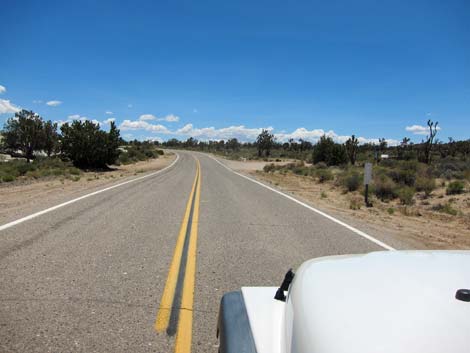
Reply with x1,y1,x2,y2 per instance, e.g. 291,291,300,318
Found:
162,121,469,223
0,109,164,183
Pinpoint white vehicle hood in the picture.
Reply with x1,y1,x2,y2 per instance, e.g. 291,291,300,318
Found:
287,250,470,353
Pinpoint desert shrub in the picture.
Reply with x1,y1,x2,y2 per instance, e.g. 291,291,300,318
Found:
315,161,328,169
349,196,362,210
156,149,164,155
434,158,470,180
374,175,396,201
0,157,78,181
432,202,458,216
395,186,415,205
69,167,81,175
118,152,130,164
387,168,416,187
117,142,161,165
1,174,15,182
415,177,436,196
16,162,36,175
321,191,327,198
292,165,313,176
387,207,395,215
379,159,396,168
25,170,41,179
263,163,276,173
340,171,361,192
316,169,333,183
446,181,465,195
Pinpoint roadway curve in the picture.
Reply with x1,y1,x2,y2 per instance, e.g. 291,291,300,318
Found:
0,151,393,353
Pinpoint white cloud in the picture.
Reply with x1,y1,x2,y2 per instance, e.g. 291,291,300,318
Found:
139,113,180,122
275,128,399,145
139,114,156,121
33,99,43,104
144,136,163,143
46,100,62,107
56,114,100,127
405,124,441,135
117,118,399,145
105,111,113,115
175,124,270,141
103,118,115,124
275,128,333,141
120,119,170,133
164,114,179,122
0,99,20,114
0,85,6,94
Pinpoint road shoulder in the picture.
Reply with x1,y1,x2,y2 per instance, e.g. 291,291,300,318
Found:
212,155,470,250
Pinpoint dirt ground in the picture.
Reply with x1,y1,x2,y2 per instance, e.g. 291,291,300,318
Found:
223,159,470,250
221,159,294,171
0,153,176,224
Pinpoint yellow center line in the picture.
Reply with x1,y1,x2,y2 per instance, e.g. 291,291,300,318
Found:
155,159,199,332
174,159,201,353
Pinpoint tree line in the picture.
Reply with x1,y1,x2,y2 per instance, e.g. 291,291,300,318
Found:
1,110,121,168
160,122,469,166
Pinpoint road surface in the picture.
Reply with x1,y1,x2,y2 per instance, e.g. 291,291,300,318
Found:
0,151,397,352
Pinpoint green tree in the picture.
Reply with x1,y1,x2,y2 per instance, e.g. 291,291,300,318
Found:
345,134,359,165
43,120,59,157
60,120,120,168
2,109,45,162
184,137,198,148
226,138,240,151
312,135,348,166
256,129,275,157
106,121,121,163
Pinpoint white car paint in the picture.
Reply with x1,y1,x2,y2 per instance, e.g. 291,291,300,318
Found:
241,287,284,353
242,251,470,353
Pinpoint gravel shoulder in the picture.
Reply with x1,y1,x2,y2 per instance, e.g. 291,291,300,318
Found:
0,153,176,225
218,157,470,250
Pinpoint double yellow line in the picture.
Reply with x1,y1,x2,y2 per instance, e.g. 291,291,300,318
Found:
155,158,201,353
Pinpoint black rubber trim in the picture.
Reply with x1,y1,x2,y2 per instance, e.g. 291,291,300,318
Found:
217,291,258,353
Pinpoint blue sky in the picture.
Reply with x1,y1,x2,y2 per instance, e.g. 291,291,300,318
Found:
1,0,469,144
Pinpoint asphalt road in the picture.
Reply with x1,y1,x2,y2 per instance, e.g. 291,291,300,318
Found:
0,151,391,353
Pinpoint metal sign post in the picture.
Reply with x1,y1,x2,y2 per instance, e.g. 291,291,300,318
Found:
364,162,372,207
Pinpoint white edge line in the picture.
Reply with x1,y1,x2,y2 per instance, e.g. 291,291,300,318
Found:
207,154,395,251
0,153,180,232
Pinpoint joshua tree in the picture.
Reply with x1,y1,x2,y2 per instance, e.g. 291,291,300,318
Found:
256,129,275,157
423,119,439,164
345,134,359,165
